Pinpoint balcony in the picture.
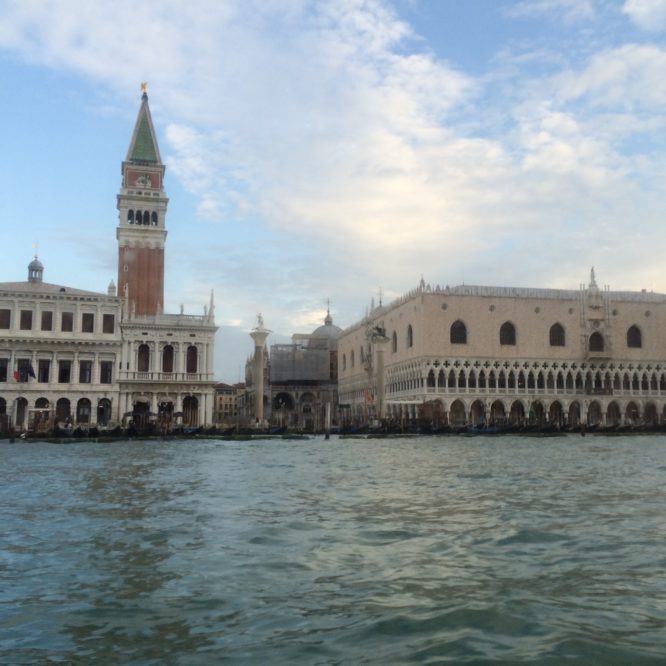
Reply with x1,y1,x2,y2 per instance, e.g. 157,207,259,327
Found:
119,371,214,383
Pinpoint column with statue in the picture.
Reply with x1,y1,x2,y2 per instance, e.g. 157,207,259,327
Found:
249,314,270,427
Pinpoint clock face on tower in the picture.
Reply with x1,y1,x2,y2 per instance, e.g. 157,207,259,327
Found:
126,169,160,189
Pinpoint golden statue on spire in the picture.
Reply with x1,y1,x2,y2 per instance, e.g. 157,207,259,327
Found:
140,81,148,93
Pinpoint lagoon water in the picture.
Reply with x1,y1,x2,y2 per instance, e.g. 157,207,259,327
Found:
1,434,665,664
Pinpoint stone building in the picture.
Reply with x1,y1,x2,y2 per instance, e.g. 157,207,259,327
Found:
213,382,245,426
337,271,666,429
0,258,122,433
0,89,217,433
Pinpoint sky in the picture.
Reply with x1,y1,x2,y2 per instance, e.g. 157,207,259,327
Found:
1,0,666,382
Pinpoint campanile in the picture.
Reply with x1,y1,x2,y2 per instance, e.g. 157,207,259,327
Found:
116,86,168,316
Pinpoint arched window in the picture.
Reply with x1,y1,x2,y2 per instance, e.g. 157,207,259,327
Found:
77,398,91,424
500,322,516,345
56,398,70,422
427,370,436,387
627,325,642,348
186,345,198,374
549,323,565,346
407,324,413,348
351,350,355,368
151,211,158,226
450,320,467,344
589,332,604,352
97,398,112,426
143,211,150,225
162,345,174,373
127,210,134,224
392,331,397,353
137,344,150,372
342,354,346,371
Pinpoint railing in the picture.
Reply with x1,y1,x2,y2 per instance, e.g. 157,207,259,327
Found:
119,371,215,382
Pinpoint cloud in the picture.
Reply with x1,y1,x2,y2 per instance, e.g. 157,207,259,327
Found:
622,0,666,31
1,1,666,380
505,0,595,23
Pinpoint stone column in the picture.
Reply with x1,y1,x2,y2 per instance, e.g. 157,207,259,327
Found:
374,335,389,420
249,315,270,425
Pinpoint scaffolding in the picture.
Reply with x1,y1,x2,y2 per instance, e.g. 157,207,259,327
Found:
270,339,331,382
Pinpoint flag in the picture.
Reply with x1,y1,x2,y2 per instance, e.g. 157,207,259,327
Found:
28,365,36,379
13,370,19,382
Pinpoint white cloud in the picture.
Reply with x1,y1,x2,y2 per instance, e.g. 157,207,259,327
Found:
506,0,595,22
555,45,666,109
622,0,666,31
1,1,666,380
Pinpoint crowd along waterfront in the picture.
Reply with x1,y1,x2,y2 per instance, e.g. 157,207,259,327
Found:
1,434,665,664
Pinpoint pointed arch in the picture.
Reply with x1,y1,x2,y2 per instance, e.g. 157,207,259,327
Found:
549,323,565,346
589,332,604,352
500,321,516,345
450,320,467,344
627,325,642,348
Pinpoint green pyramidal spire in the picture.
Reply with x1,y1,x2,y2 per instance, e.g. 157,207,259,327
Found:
126,90,161,165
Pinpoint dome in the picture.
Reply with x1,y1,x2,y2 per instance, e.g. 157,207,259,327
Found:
28,255,44,282
310,311,342,349
28,257,43,271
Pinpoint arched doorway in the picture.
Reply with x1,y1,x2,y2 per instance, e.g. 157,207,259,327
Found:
449,400,466,426
643,403,658,426
273,392,295,427
529,401,545,426
15,397,28,429
606,402,621,427
300,392,316,431
77,398,91,424
568,401,581,427
625,401,640,425
490,400,506,424
587,401,602,426
97,399,112,426
56,398,71,424
549,401,563,427
183,396,199,426
470,400,485,426
509,401,525,425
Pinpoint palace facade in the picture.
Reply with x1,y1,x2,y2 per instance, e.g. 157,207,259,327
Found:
0,91,217,433
337,271,666,429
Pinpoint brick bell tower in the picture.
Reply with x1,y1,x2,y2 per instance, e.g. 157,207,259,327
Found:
116,84,168,316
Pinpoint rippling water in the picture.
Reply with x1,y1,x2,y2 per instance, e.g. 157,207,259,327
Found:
1,434,665,664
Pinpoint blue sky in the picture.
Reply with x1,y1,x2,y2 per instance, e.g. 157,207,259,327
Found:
1,0,665,381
